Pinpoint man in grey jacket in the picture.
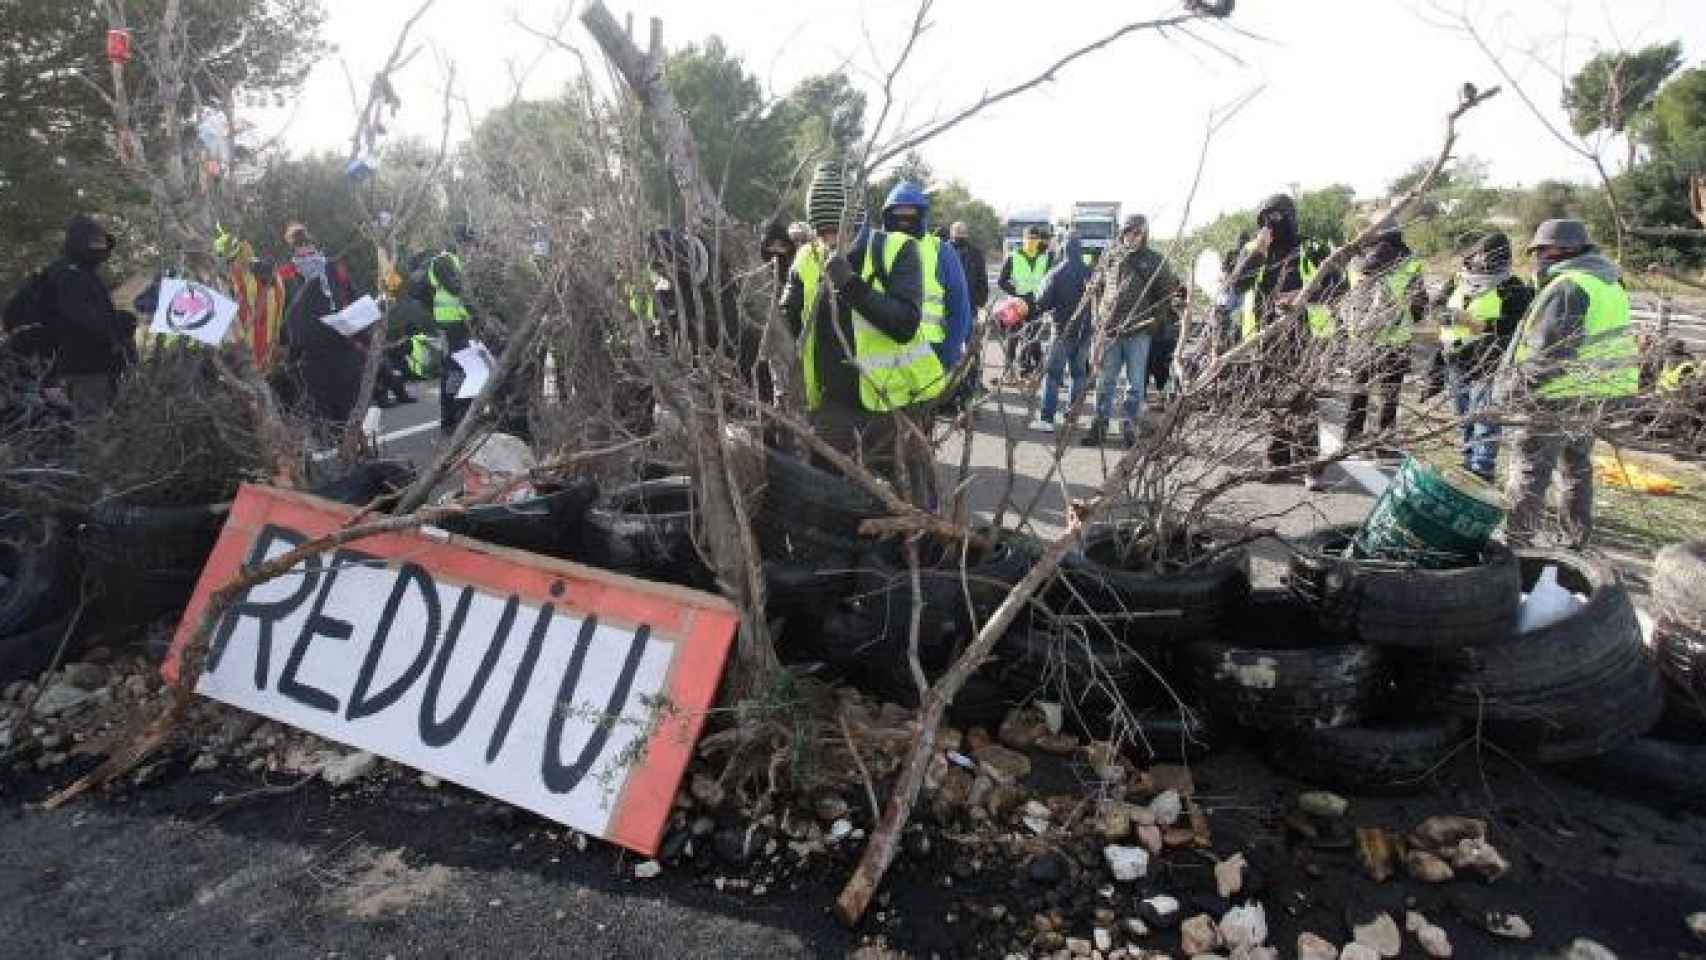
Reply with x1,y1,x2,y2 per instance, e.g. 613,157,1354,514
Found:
1082,214,1181,448
1499,219,1639,547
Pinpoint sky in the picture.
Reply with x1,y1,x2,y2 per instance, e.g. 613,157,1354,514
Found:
277,0,1705,232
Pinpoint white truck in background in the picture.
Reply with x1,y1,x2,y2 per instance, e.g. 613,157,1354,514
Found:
1001,207,1053,259
1070,201,1122,264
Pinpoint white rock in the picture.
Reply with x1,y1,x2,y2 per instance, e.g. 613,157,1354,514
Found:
419,773,441,789
829,818,854,842
1093,928,1114,953
320,750,377,786
190,753,218,773
1149,790,1183,827
33,683,94,718
1565,938,1617,960
1690,912,1706,942
1485,912,1531,940
633,860,662,879
1352,913,1401,958
1416,925,1452,958
1450,837,1510,881
1298,790,1348,818
1219,902,1267,950
1023,815,1052,836
1241,949,1281,960
1180,913,1220,955
1124,917,1149,938
1103,844,1150,882
1214,853,1247,898
1297,932,1338,960
1064,936,1092,956
1404,911,1426,933
1339,945,1380,960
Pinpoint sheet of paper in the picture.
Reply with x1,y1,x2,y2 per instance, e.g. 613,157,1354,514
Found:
149,276,238,347
320,295,381,337
453,341,496,399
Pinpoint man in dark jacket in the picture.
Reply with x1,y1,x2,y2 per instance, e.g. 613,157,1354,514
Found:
28,215,136,415
950,221,989,312
781,161,934,491
1029,231,1094,431
1082,214,1180,447
1432,231,1533,480
1227,193,1346,485
1340,226,1428,445
279,225,364,440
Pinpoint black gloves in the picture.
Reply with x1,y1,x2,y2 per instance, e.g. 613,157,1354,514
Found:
824,254,855,291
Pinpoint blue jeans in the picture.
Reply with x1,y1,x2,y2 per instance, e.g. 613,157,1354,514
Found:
1095,333,1152,422
1039,331,1091,421
1449,365,1500,476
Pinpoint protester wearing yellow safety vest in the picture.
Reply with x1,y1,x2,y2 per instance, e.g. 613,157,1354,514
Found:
1429,232,1534,481
1339,227,1427,448
408,225,478,433
997,224,1054,381
212,228,286,376
1499,219,1639,548
781,161,940,492
1226,193,1347,486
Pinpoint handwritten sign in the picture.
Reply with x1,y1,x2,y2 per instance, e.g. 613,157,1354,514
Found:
164,485,736,855
150,276,238,347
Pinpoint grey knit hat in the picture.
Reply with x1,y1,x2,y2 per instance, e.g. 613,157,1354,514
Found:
806,161,849,232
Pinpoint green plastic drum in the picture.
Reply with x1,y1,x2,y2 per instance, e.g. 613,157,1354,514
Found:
1353,456,1507,567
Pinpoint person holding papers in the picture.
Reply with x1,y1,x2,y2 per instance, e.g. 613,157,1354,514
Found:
279,224,364,441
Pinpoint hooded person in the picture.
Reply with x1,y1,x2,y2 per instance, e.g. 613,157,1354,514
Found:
1339,224,1428,445
406,225,480,432
1028,230,1095,431
1433,231,1533,480
781,161,938,492
949,221,989,312
1080,214,1182,448
1499,218,1638,548
760,219,798,292
24,215,136,415
881,181,973,372
1226,192,1346,484
278,224,366,439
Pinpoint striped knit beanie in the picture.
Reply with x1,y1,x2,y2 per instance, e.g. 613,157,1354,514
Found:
806,161,849,232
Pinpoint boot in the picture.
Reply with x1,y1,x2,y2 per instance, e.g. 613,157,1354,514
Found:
1120,419,1139,449
1082,416,1107,447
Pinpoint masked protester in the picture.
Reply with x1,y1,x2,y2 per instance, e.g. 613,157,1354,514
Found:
1339,225,1427,447
760,219,798,293
1498,219,1638,548
1081,214,1181,448
6,215,137,416
881,182,973,373
278,224,365,440
781,161,939,495
1028,230,1095,432
997,224,1053,380
1227,193,1345,487
1432,232,1533,481
408,225,478,433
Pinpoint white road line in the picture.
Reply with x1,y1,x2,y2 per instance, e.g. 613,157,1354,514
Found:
1318,421,1393,498
309,415,441,462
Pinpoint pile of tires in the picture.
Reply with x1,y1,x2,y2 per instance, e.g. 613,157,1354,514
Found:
440,479,598,561
1417,549,1661,763
753,449,883,641
77,499,229,626
0,514,84,685
580,476,713,590
1651,539,1706,739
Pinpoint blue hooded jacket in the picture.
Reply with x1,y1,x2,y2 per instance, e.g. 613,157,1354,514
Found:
1035,232,1093,338
882,181,973,368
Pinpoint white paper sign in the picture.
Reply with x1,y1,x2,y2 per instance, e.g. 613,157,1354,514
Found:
453,341,496,399
320,295,382,337
150,276,238,347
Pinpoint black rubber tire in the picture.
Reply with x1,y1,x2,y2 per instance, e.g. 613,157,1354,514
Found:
849,536,1039,665
759,446,887,540
1265,716,1465,796
78,500,229,625
0,516,77,636
1652,617,1706,742
582,477,711,588
999,625,1178,737
1652,539,1706,621
1180,589,1385,732
764,559,857,615
308,459,417,506
0,609,83,687
1050,524,1250,646
1557,738,1706,814
443,480,598,560
1420,550,1662,762
1286,524,1520,648
755,511,863,567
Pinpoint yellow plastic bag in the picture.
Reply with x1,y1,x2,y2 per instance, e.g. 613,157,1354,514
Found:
1594,455,1683,495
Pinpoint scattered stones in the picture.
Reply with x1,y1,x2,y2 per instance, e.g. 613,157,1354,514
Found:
828,819,854,842
320,750,377,787
998,705,1050,750
1689,912,1706,942
1028,851,1069,885
1448,838,1509,882
1296,932,1338,960
1339,944,1380,960
190,753,219,773
1149,790,1183,827
1150,763,1196,797
936,767,974,809
1356,828,1395,882
689,773,725,808
974,743,1033,784
1351,912,1401,958
633,860,662,879
1482,912,1532,940
1139,895,1182,929
1064,936,1092,956
1298,791,1348,818
1034,731,1080,755
1410,815,1485,848
32,683,94,718
1415,924,1452,958
419,773,441,789
1219,902,1267,950
1137,824,1164,854
1403,850,1455,883
1214,853,1247,898
1565,938,1616,960
1123,916,1149,938
1103,845,1149,882
814,795,849,823
1180,913,1221,955
1093,927,1114,953
61,662,108,691
1099,802,1134,841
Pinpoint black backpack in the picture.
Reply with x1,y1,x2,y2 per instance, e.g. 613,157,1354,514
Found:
2,269,58,360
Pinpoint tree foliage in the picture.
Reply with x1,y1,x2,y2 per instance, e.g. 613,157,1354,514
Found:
1563,41,1683,138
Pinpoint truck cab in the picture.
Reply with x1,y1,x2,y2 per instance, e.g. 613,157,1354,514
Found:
1070,201,1122,266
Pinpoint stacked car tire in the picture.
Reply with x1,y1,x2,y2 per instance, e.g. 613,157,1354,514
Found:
1651,540,1706,740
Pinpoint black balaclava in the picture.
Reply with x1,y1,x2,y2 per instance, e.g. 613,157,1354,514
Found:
1255,194,1298,250
63,214,114,269
1464,232,1512,273
760,219,796,288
